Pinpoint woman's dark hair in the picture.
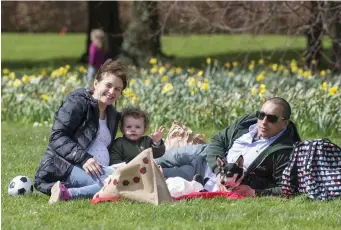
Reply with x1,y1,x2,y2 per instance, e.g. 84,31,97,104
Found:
120,107,149,133
90,59,128,93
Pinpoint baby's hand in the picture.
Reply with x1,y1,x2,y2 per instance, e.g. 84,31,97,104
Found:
151,124,165,144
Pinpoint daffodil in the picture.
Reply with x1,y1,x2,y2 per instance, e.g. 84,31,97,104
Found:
329,86,338,95
258,59,264,65
320,70,326,77
161,83,174,94
131,96,137,103
175,67,182,74
150,66,158,74
159,66,166,74
259,84,266,93
145,79,151,86
22,75,29,83
272,64,278,72
197,71,203,77
149,58,157,65
186,77,196,88
129,79,135,86
201,82,209,92
232,61,239,67
161,75,168,82
79,66,87,73
9,72,15,80
206,57,211,65
321,82,328,91
256,74,264,82
291,65,297,73
13,79,22,88
248,64,254,71
41,94,50,101
303,71,311,78
225,62,231,69
251,88,258,96
3,68,9,74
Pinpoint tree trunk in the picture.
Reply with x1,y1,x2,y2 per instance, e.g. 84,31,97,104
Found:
305,1,323,69
80,1,122,63
121,1,162,66
331,2,341,71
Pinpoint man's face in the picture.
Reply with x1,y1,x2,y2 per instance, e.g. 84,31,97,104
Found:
257,102,288,138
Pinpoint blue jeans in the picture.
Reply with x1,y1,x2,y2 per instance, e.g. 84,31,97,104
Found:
84,66,98,89
65,166,113,199
155,144,208,181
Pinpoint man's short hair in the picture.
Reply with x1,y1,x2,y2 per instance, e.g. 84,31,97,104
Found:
266,97,291,120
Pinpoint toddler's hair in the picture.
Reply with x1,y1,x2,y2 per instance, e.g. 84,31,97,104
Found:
120,107,149,133
90,29,105,42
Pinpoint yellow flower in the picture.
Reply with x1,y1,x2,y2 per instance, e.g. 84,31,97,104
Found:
41,94,50,102
170,67,176,74
145,79,151,86
258,59,264,65
131,96,137,103
149,58,157,65
175,67,182,74
206,57,211,65
61,86,67,93
3,68,9,74
161,75,168,82
187,68,195,74
79,66,86,73
329,87,338,95
197,71,203,77
290,59,297,66
320,70,326,77
123,88,136,98
256,74,264,82
259,84,266,93
278,65,285,71
251,88,258,96
201,82,209,92
186,77,196,88
298,69,304,76
228,72,234,77
291,65,297,73
151,66,158,74
191,88,198,96
159,66,166,74
321,82,328,91
248,64,254,71
232,61,239,67
7,81,12,87
272,64,278,72
129,79,135,86
9,72,15,80
13,79,22,88
161,83,174,94
303,71,312,78
65,65,70,70
311,59,316,65
41,68,47,76
22,75,29,83
225,62,231,69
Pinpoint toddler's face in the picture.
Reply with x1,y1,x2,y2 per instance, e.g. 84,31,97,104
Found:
123,116,146,141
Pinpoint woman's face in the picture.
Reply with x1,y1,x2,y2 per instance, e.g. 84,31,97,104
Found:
93,73,124,107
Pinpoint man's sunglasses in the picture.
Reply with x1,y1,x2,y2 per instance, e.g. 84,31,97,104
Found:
256,111,287,123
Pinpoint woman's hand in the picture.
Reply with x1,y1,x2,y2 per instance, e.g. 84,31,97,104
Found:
83,158,103,177
151,124,165,144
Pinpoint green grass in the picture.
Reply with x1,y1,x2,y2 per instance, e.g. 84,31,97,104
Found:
1,33,334,73
2,122,341,230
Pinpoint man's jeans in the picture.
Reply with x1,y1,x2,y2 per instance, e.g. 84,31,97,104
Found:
155,144,208,181
65,166,114,199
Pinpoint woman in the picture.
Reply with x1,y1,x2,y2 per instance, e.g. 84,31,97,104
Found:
34,59,127,204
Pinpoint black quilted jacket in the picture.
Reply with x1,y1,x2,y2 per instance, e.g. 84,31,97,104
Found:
34,88,121,195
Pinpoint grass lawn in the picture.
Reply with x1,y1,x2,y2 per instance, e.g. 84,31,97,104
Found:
1,122,341,230
1,33,333,73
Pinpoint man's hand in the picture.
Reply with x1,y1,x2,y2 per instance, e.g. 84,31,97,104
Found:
83,158,103,177
216,173,228,192
232,185,255,197
151,124,165,144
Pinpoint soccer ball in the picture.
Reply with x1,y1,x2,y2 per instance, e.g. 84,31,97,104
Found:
8,176,33,196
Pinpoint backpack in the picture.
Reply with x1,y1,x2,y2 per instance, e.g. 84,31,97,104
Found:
281,138,341,201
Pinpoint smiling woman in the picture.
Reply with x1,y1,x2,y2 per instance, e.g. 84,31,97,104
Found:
34,59,128,204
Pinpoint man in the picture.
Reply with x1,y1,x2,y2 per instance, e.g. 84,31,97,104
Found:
157,97,300,196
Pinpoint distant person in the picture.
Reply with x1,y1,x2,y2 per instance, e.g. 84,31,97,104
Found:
85,29,108,89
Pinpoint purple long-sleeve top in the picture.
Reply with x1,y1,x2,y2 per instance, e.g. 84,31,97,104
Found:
88,42,107,69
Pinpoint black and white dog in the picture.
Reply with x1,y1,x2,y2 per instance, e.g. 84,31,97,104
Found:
216,155,246,190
